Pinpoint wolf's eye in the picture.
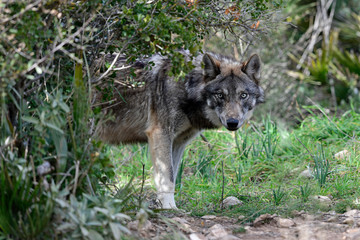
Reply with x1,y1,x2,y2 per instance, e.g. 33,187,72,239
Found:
215,93,224,99
240,93,248,99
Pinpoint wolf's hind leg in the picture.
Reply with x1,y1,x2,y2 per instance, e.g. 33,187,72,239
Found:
146,126,177,209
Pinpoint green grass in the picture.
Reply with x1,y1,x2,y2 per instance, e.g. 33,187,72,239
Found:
107,107,360,220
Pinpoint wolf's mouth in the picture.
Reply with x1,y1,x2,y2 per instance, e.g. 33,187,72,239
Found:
226,126,239,131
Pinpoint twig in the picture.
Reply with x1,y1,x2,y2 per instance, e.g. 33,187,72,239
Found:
139,163,146,208
87,175,95,196
200,133,213,150
307,97,350,138
25,16,95,74
294,135,315,158
221,159,225,209
72,160,80,195
1,0,42,24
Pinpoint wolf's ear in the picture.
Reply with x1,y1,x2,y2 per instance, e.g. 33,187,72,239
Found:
242,54,261,84
203,53,220,81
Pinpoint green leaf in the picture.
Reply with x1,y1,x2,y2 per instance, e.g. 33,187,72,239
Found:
109,222,122,240
80,226,89,237
35,66,42,74
22,116,39,124
73,51,87,129
87,230,104,240
44,122,64,134
59,101,70,113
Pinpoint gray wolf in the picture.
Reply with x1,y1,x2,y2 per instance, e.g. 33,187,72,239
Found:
96,51,264,209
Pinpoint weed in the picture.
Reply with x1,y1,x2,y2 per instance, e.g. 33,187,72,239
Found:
272,186,286,206
234,163,244,183
300,183,312,202
313,144,331,188
235,130,252,161
233,227,246,233
262,117,279,160
196,151,214,179
251,139,263,159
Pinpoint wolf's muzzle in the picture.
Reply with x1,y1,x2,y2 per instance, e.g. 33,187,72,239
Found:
226,118,239,131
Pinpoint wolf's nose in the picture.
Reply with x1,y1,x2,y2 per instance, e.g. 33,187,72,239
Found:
226,118,239,129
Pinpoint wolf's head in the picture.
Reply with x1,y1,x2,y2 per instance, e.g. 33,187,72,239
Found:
201,53,264,131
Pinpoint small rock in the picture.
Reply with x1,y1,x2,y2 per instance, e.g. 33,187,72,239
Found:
201,215,217,220
344,209,360,218
334,150,350,160
327,210,337,215
171,217,194,233
253,214,277,227
347,228,360,234
343,217,355,225
303,214,316,221
222,235,241,240
222,196,243,207
345,228,360,240
208,224,228,238
277,218,296,228
189,233,206,240
127,219,152,231
299,169,312,178
327,216,338,222
312,195,332,203
292,210,305,216
172,217,190,225
238,215,245,220
291,210,305,217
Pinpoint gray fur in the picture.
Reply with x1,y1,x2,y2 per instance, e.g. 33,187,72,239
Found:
95,52,264,209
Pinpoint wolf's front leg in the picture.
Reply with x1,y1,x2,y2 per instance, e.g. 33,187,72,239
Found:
146,126,177,209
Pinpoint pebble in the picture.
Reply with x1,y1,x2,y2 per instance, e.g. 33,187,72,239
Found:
222,196,243,207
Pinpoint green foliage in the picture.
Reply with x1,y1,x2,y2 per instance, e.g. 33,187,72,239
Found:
300,183,312,202
312,144,331,188
55,194,133,240
284,0,360,106
261,118,279,160
272,186,286,206
0,160,54,239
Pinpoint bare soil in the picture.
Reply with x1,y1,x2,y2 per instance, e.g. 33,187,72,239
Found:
128,209,360,239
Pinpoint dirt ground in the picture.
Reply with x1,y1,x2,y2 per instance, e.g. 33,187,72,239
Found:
127,209,360,239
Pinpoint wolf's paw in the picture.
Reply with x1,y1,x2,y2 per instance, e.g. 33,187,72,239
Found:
156,192,178,210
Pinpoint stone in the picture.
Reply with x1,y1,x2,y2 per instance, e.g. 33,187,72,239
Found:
344,209,360,218
222,196,243,207
208,224,228,238
189,233,206,240
127,219,152,231
277,218,296,228
253,214,277,227
334,150,350,160
343,217,355,225
171,217,194,233
172,217,190,225
327,216,338,222
299,169,312,178
201,215,217,220
312,195,332,203
222,235,241,240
